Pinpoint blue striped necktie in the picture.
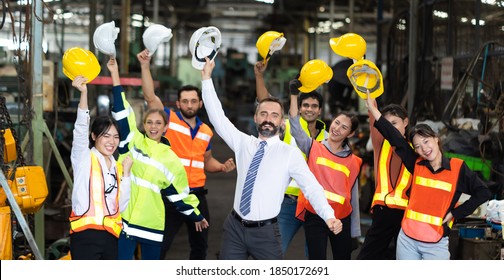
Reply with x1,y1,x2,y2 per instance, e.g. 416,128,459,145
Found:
239,140,267,216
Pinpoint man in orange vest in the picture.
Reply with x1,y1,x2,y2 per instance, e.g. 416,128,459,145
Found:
137,50,236,259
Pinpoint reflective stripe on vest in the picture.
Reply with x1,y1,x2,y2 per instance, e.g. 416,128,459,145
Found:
372,140,411,209
296,143,362,219
284,118,328,196
165,110,212,188
69,153,122,237
401,158,463,243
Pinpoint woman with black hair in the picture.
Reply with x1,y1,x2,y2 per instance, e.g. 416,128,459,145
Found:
366,93,491,260
69,75,132,260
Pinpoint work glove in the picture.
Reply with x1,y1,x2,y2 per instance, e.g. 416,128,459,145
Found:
289,79,302,96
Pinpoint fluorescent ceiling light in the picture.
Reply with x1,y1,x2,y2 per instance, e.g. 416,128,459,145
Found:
255,0,274,4
222,10,258,17
433,10,448,19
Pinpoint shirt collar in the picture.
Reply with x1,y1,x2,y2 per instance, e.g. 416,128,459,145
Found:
321,139,353,157
90,147,116,171
418,156,451,171
259,134,280,147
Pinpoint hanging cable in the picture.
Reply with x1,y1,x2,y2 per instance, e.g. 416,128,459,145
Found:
0,0,6,30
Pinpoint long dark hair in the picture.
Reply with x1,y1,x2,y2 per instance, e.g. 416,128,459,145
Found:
334,111,359,133
89,116,119,148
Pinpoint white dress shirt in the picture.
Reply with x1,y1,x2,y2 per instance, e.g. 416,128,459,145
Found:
71,108,130,215
202,79,335,222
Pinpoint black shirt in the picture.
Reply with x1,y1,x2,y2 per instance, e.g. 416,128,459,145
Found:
374,117,492,221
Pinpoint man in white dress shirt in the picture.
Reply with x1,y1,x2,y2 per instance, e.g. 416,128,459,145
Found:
201,58,342,259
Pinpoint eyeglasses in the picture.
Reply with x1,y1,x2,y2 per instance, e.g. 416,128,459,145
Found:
105,173,118,194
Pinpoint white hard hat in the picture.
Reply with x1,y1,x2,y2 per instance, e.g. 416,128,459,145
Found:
189,26,221,70
142,24,173,56
93,21,120,57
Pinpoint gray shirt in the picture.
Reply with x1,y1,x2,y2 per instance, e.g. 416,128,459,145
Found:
290,114,361,237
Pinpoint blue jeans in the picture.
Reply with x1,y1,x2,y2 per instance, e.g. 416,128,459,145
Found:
396,228,450,260
278,196,307,256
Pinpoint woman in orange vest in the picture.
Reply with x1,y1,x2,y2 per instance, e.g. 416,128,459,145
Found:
69,76,132,260
366,94,492,260
289,79,362,260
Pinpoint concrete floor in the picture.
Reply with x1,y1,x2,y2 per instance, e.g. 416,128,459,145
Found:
163,134,369,260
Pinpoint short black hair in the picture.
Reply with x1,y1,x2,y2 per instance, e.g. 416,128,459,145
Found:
298,91,324,109
178,85,202,101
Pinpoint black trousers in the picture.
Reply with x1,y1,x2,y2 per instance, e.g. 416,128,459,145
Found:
160,190,210,260
70,229,118,260
357,205,404,260
304,211,352,260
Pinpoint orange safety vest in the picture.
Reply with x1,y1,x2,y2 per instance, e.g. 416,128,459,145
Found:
402,158,463,243
296,142,362,220
371,140,412,209
165,110,212,189
69,153,123,237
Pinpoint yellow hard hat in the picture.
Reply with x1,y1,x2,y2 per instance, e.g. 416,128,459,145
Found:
298,59,333,93
346,59,383,99
330,33,366,60
256,31,286,61
62,47,101,82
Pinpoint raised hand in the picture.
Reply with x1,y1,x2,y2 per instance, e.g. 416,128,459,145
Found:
72,76,88,94
107,57,119,74
289,79,302,96
121,155,133,177
201,57,215,80
137,49,151,67
254,61,268,76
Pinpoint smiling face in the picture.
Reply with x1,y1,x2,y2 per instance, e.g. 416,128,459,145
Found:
254,100,284,138
143,111,168,143
177,90,202,119
328,114,355,142
409,124,442,165
412,135,440,162
299,97,321,123
92,125,120,157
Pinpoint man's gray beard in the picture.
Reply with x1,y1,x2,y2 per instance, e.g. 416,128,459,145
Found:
257,126,279,138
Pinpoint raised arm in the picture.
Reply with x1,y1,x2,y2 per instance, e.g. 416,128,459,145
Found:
71,76,91,167
288,79,312,155
365,93,382,121
137,50,164,110
108,57,120,87
109,58,140,156
254,61,270,101
366,93,417,171
201,57,245,151
73,76,88,110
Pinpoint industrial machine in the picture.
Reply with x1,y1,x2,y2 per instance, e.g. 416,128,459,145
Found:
0,96,48,260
